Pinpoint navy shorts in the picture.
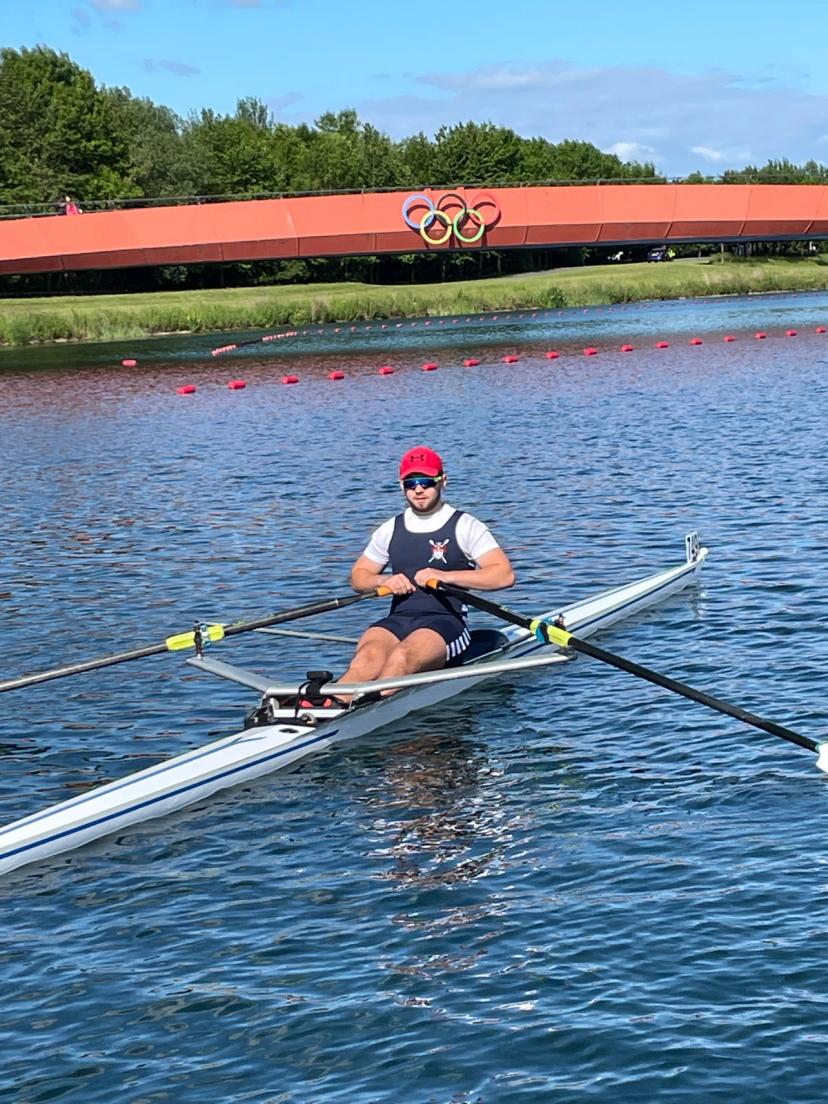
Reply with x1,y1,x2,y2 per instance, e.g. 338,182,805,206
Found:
372,612,471,663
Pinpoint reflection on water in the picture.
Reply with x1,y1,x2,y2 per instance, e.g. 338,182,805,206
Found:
364,727,503,887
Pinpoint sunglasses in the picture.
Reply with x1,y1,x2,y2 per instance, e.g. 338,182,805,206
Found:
402,475,443,490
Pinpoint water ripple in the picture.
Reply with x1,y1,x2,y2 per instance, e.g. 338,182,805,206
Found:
3,292,828,1102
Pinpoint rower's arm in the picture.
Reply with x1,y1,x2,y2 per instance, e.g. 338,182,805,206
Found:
352,556,417,597
350,553,388,592
414,547,515,592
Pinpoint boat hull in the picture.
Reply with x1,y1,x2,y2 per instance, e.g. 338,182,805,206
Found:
0,542,707,876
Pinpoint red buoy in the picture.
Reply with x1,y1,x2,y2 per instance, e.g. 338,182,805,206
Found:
422,361,439,371
121,358,137,367
545,351,560,359
281,375,299,385
755,332,767,339
378,366,394,375
786,329,798,337
503,354,519,363
176,384,196,395
689,337,703,345
816,326,827,334
620,344,634,352
227,379,246,390
583,347,598,356
656,341,669,349
328,370,345,380
463,358,480,367
723,335,736,342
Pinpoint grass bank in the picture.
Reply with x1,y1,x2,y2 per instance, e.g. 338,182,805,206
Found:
1,256,827,346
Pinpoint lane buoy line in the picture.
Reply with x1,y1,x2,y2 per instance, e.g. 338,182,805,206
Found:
180,325,827,391
208,307,606,357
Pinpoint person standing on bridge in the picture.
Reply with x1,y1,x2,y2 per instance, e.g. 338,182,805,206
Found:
60,195,82,215
335,446,515,692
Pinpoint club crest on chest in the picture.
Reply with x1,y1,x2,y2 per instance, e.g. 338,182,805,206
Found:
428,539,450,563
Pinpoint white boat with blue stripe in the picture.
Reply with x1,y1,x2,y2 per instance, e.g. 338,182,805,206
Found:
0,533,707,877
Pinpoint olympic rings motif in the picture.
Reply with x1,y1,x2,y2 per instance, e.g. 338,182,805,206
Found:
401,192,500,246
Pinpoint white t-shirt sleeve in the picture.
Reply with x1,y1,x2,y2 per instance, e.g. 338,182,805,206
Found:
362,517,395,567
457,513,500,563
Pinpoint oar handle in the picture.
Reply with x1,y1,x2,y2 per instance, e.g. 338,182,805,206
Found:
426,579,529,629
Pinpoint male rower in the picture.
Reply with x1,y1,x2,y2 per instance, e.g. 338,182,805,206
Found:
335,446,515,691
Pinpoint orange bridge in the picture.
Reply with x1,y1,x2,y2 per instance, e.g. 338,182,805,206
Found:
2,184,828,275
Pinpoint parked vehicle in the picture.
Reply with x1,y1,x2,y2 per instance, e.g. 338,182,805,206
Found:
647,246,672,262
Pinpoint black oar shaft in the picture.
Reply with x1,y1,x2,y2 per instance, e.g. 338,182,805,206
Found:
221,589,378,638
0,587,383,695
0,644,168,693
569,635,818,754
434,581,819,756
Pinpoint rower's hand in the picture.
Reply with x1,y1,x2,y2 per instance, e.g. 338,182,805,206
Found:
384,573,417,596
414,568,450,587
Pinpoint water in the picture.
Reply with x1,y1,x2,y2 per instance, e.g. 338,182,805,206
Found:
2,291,828,1102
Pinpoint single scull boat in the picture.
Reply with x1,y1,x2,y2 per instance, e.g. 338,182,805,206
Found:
0,534,707,876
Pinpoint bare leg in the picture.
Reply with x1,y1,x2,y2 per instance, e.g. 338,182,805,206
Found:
334,626,447,699
376,627,446,680
336,626,401,692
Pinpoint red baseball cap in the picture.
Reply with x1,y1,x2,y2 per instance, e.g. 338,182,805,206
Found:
399,445,444,479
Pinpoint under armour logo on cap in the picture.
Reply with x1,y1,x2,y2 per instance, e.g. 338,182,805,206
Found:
399,446,444,478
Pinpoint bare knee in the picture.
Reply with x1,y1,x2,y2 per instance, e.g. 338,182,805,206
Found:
339,629,398,683
379,634,445,678
349,641,390,679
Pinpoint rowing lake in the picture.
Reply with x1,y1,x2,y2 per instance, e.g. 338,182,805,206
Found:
2,290,828,1103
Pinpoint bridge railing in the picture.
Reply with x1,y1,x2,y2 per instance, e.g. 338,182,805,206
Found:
3,175,827,222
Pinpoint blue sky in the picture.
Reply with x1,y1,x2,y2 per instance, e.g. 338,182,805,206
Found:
5,0,828,176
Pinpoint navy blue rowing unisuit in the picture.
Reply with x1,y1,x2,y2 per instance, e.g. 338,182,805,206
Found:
372,509,473,660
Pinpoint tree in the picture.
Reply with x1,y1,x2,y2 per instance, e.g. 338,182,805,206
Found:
183,100,288,196
0,46,131,204
398,132,435,186
430,121,523,185
543,139,648,181
295,110,402,191
103,88,198,198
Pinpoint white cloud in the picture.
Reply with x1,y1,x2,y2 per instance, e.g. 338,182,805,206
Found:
350,59,828,176
606,141,658,162
690,145,730,163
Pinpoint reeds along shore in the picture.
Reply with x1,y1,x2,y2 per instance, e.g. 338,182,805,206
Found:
1,258,827,347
